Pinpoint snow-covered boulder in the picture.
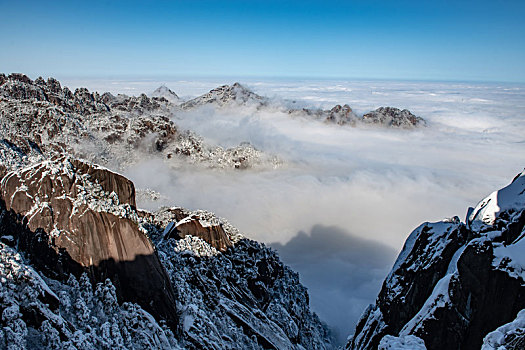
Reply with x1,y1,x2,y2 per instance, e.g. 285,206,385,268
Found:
482,309,525,349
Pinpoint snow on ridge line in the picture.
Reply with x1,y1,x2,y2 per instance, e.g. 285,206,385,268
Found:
399,274,453,336
468,170,525,230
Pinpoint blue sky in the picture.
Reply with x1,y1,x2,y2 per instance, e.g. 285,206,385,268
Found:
1,0,524,82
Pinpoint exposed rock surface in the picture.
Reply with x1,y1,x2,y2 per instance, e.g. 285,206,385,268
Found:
362,107,425,128
162,213,233,252
0,157,179,330
348,171,525,350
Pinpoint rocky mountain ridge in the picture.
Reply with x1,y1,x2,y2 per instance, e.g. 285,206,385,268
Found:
179,82,425,128
0,73,276,173
348,171,525,350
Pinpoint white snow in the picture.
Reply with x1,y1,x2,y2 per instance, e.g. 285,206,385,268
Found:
379,334,427,349
493,238,525,281
446,244,467,275
400,274,453,335
350,306,386,349
482,309,525,349
469,171,525,231
171,235,219,257
175,216,193,227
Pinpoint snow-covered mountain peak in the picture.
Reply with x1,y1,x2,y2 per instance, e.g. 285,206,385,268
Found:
180,82,267,109
151,85,180,103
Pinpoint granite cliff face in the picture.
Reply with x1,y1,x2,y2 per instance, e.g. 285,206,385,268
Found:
348,172,525,350
0,157,179,331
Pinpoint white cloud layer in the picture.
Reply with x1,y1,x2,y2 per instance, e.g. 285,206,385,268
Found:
68,78,525,344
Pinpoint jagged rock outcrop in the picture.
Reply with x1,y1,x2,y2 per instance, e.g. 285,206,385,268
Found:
152,226,334,348
348,171,525,350
0,73,109,115
326,104,359,125
0,73,172,162
100,92,171,114
289,104,360,125
162,213,233,252
0,157,179,330
126,204,334,348
362,107,425,128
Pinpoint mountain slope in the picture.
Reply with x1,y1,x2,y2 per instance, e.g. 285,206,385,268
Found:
348,171,525,349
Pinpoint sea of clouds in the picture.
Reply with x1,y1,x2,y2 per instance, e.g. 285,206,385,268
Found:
63,77,525,344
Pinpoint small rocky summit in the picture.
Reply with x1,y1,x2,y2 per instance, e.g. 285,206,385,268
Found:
362,107,425,128
151,85,180,104
290,104,423,128
180,82,267,109
348,170,525,350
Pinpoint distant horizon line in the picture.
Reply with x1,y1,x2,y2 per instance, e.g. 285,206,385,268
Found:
3,71,525,86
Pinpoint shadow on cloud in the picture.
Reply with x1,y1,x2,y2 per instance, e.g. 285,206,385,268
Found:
270,224,397,345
